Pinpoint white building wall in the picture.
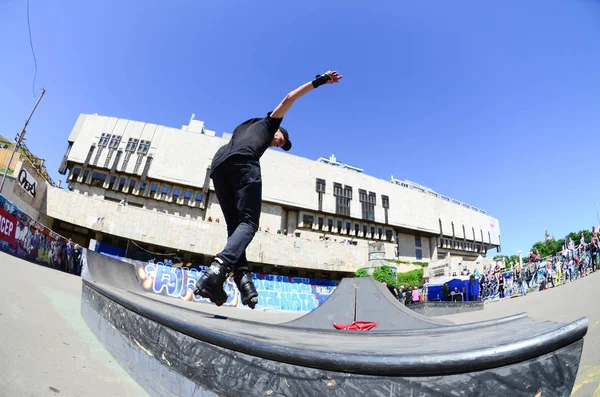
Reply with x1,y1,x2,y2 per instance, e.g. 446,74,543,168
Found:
62,113,501,268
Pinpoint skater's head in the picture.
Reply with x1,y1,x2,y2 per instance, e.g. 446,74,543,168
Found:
271,127,292,151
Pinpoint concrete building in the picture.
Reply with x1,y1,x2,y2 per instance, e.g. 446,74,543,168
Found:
37,113,500,280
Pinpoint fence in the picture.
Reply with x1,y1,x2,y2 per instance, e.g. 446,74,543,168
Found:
0,194,71,271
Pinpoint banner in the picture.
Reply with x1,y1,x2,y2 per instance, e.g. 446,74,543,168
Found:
0,194,69,270
0,206,17,247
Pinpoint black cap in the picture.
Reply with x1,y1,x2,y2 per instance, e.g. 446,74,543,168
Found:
279,127,292,151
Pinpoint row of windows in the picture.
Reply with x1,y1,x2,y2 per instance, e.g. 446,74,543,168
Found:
439,219,493,244
439,238,487,252
301,214,395,241
317,178,390,221
99,133,150,154
71,167,204,206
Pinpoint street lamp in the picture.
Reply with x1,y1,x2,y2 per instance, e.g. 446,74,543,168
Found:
595,204,600,228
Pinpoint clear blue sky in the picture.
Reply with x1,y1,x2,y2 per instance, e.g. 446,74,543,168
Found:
1,0,600,258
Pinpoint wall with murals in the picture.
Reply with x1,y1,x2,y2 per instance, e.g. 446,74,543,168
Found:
0,194,69,271
105,254,337,312
0,191,337,312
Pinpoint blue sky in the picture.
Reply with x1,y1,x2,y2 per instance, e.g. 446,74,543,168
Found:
1,0,600,257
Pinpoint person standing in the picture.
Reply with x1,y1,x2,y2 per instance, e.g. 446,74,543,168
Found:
194,71,343,309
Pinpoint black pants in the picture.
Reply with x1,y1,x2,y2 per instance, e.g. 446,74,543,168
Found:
211,156,262,272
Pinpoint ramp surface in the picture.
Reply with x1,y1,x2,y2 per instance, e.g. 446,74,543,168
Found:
80,249,589,397
285,277,451,330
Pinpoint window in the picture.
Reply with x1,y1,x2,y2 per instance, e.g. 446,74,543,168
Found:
346,222,351,234
82,169,89,181
334,183,352,216
90,172,106,187
126,138,139,152
416,249,423,260
318,217,324,229
99,133,110,147
385,229,394,241
121,152,132,172
382,195,389,209
382,194,389,224
129,179,137,192
137,140,150,154
337,220,343,232
333,183,342,196
303,214,314,229
378,227,383,239
315,178,326,193
415,235,422,247
133,154,144,174
109,135,121,149
104,149,115,168
161,186,170,197
173,188,181,200
92,147,103,166
71,167,81,180
108,175,117,190
138,182,147,196
195,192,203,202
370,226,375,237
359,189,375,221
354,224,360,234
150,183,158,195
327,218,333,232
118,177,126,191
183,190,192,201
362,225,367,236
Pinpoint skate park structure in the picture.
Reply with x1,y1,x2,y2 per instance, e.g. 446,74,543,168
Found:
81,249,588,397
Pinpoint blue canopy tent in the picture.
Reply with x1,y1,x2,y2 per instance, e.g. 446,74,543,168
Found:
426,276,480,301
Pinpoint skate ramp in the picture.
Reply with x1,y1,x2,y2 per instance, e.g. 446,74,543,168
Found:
285,277,452,330
80,249,589,397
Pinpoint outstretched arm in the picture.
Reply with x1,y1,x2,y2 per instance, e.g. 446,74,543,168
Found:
271,71,342,119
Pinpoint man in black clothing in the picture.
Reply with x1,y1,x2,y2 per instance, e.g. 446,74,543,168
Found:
194,70,343,309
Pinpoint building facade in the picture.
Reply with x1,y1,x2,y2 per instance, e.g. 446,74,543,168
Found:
43,113,500,280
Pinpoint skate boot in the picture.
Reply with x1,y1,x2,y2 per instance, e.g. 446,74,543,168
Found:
194,260,230,306
234,270,259,309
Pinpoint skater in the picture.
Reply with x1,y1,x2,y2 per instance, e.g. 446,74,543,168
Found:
194,70,343,309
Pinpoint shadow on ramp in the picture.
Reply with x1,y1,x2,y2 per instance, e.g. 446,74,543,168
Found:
80,249,588,397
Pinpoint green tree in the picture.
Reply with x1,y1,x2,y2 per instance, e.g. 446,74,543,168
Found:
373,265,397,287
354,268,369,278
397,268,424,287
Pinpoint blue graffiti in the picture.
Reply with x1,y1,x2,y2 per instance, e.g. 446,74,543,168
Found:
139,262,337,311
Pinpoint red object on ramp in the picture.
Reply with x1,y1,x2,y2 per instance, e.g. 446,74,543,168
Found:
333,321,378,331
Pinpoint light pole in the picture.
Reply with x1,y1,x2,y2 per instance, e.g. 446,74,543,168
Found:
517,250,522,267
595,203,600,228
0,88,46,194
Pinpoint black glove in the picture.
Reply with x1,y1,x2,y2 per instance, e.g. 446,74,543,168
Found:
311,72,333,88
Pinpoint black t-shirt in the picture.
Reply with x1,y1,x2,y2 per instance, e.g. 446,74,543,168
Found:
210,112,283,174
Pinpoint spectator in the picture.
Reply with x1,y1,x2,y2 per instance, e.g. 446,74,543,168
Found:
411,287,420,303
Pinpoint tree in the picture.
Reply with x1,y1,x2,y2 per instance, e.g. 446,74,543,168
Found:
373,265,397,287
397,268,424,287
354,268,369,278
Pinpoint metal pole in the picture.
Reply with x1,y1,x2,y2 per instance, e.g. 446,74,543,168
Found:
595,204,600,227
0,88,46,194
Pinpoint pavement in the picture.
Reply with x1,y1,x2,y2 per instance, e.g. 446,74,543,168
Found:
438,272,600,397
0,253,148,397
2,249,600,396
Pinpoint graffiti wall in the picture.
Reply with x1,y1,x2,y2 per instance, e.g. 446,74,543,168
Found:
0,194,69,270
134,258,337,312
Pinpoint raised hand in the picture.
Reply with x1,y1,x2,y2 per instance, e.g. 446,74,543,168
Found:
324,71,343,84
